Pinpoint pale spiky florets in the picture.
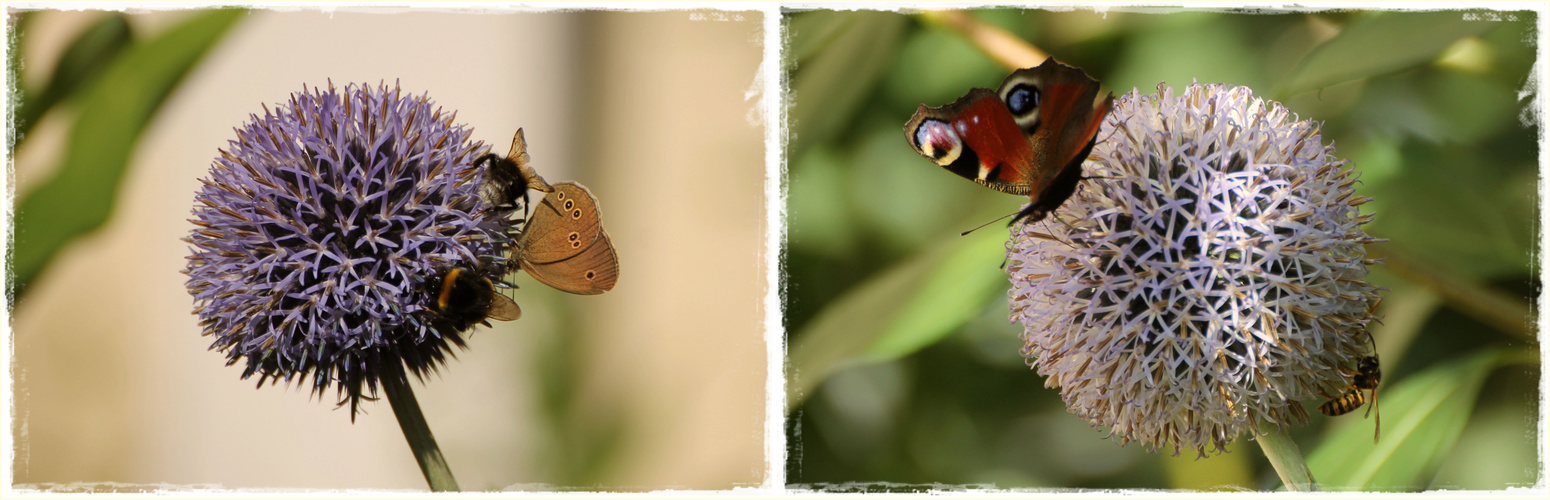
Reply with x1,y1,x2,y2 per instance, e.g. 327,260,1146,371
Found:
1006,82,1384,456
184,82,514,418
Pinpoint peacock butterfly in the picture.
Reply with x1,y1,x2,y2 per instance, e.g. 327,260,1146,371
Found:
905,57,1114,225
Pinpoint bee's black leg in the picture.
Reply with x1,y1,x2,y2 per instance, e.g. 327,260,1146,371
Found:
473,153,500,170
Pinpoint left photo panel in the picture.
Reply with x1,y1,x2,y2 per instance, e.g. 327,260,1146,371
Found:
7,8,768,491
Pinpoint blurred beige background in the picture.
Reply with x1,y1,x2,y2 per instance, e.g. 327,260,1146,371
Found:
9,9,767,490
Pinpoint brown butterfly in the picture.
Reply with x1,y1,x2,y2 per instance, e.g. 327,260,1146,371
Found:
905,57,1114,225
479,130,619,295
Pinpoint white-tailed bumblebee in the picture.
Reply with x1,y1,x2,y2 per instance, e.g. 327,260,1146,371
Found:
435,130,535,332
426,266,521,332
474,128,547,213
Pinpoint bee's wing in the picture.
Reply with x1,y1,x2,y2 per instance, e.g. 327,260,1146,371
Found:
486,292,522,321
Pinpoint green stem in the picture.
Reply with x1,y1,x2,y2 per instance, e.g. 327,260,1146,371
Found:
382,362,460,492
1256,431,1316,491
1371,243,1534,342
917,10,1047,70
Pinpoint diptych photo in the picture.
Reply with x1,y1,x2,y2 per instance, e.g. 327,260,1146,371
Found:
4,3,1544,496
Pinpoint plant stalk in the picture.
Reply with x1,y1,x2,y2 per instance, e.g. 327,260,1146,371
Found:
1256,431,1317,491
918,10,1048,70
382,362,460,492
1369,243,1535,342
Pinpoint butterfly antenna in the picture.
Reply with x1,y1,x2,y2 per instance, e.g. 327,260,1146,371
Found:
1040,217,1078,250
961,212,1015,236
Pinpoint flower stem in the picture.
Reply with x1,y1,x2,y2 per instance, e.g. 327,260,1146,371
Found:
917,10,1047,70
382,362,460,492
1255,431,1316,491
1370,242,1534,342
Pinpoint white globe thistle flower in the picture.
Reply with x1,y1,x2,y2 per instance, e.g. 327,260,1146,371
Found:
1006,81,1384,457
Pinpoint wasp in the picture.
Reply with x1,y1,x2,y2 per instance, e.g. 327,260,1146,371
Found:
1319,301,1383,443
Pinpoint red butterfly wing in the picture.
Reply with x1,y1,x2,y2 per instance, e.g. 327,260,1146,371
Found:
955,94,1038,193
905,89,1037,195
906,58,1113,225
996,59,1112,207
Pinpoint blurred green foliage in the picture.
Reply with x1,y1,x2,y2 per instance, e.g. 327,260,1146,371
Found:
9,9,246,300
14,13,131,139
784,9,1539,491
1308,348,1523,489
529,293,628,488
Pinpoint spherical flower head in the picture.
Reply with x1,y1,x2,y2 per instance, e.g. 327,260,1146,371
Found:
183,82,514,418
1006,81,1383,457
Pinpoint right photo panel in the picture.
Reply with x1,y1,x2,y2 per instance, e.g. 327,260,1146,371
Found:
783,8,1540,492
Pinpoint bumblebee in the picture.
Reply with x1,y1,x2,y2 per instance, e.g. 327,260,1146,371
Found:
474,151,528,212
426,266,521,332
473,128,547,213
433,130,545,332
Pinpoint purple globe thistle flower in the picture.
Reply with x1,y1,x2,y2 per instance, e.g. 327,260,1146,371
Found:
184,82,516,418
1006,81,1384,457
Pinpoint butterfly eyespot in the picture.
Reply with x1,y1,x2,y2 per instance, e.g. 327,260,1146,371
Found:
564,200,575,210
912,119,962,167
1005,83,1040,117
571,209,582,219
568,232,580,242
585,271,596,280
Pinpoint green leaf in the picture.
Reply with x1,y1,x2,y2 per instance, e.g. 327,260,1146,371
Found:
1277,11,1494,98
788,10,906,161
11,9,247,300
16,13,133,140
787,228,1007,406
785,10,855,69
1307,348,1511,491
1107,12,1266,96
883,19,1002,109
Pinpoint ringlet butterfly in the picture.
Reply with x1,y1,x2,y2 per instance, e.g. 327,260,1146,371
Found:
476,130,619,295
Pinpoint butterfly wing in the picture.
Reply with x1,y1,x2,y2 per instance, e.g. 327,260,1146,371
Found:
991,58,1114,224
997,59,1114,204
519,182,604,264
905,88,1038,196
905,59,1115,200
516,181,619,295
521,231,619,295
